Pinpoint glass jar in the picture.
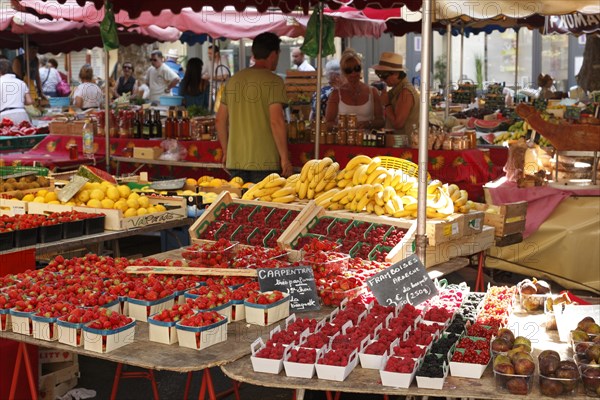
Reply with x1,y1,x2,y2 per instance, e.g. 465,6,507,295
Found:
336,128,347,145
347,129,357,145
338,114,347,130
347,113,357,129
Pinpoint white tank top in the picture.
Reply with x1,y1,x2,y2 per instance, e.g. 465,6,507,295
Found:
339,90,373,122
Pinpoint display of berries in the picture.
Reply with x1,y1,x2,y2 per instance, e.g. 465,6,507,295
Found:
186,283,232,310
88,309,132,330
214,223,239,240
299,237,338,253
382,227,407,247
181,239,237,268
345,222,370,243
151,304,195,323
424,306,453,323
246,291,285,305
266,329,300,347
385,356,416,373
446,314,466,335
456,336,490,351
34,301,76,319
451,348,490,365
302,332,329,349
466,324,498,340
327,219,351,239
416,354,446,378
287,347,318,364
179,311,224,327
255,344,285,360
198,221,225,240
393,343,426,359
287,317,318,334
307,217,335,236
318,349,353,366
364,340,389,355
231,282,260,301
431,333,460,357
60,307,101,324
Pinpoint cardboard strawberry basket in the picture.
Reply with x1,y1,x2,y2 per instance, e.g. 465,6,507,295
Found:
175,316,227,351
82,318,136,354
244,292,290,326
31,314,59,341
127,294,175,323
56,318,86,347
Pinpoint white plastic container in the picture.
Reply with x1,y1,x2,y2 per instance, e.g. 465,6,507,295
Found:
315,349,358,382
380,355,419,388
250,337,284,374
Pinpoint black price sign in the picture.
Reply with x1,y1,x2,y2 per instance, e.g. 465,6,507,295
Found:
366,254,437,307
257,266,320,312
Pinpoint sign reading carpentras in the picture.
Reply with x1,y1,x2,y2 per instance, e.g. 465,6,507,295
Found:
257,266,320,312
366,254,438,307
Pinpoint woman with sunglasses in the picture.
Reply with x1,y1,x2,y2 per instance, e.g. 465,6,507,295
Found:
325,49,384,130
373,52,420,136
113,62,138,98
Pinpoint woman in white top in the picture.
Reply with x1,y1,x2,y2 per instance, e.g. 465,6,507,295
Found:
0,59,32,125
73,64,103,110
39,57,61,97
326,49,384,130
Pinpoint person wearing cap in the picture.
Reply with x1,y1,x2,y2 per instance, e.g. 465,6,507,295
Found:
0,59,32,125
325,49,384,130
12,42,45,101
373,52,420,136
310,59,341,120
164,48,184,96
145,50,180,104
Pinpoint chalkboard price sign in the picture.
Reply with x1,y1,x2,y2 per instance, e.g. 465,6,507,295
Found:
366,254,437,307
257,266,320,312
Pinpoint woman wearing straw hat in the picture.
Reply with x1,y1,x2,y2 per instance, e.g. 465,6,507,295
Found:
325,49,384,130
373,52,420,136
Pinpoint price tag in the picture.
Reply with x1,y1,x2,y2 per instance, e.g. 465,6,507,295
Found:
257,266,320,312
57,175,88,203
366,254,438,308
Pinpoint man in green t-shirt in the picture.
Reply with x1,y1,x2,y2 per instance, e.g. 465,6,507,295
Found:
216,32,292,184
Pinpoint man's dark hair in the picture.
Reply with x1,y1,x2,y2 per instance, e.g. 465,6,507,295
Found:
0,59,10,74
151,50,163,59
208,45,220,54
252,32,281,60
48,58,58,68
399,71,407,80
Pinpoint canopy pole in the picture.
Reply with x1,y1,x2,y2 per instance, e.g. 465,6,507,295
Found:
444,23,452,120
314,4,324,159
104,49,110,172
459,26,464,81
24,35,31,99
416,0,433,263
514,29,520,99
208,36,214,113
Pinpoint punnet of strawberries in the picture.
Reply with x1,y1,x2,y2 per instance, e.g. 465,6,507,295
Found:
186,282,232,309
88,309,133,330
231,282,260,301
59,307,102,324
181,238,237,267
151,303,195,323
246,290,285,305
179,311,224,327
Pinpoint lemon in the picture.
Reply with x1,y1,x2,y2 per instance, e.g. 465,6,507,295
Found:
128,192,140,201
22,194,35,202
113,199,128,212
209,178,223,187
48,200,61,205
147,206,158,214
89,182,102,191
44,192,58,202
33,196,46,203
86,198,102,208
83,182,94,190
186,178,197,186
126,197,139,210
182,190,196,195
154,204,166,212
117,185,131,199
137,196,150,209
230,176,244,186
90,189,105,201
37,189,48,198
65,201,76,206
101,198,115,209
197,176,213,184
77,190,90,203
106,186,120,201
123,208,138,218
137,207,148,216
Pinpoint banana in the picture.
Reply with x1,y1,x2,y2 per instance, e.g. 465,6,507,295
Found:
356,195,370,212
325,180,337,191
366,201,375,213
316,197,332,208
374,204,385,216
427,180,443,194
349,199,359,212
401,195,417,206
343,167,356,180
336,170,345,181
406,188,419,199
314,179,328,193
339,196,350,205
294,179,302,194
384,200,395,215
337,179,351,188
301,159,319,182
307,161,321,181
271,194,295,203
271,186,295,198
307,188,315,199
264,177,286,189
260,195,273,202
366,167,387,185
345,155,372,171
242,184,261,200
323,162,339,181
316,157,333,174
315,188,338,203
454,190,468,207
287,173,300,183
298,180,308,199
365,157,382,174
391,195,403,213
255,186,280,198
368,183,384,197
383,186,396,203
375,191,385,207
393,210,412,218
447,183,459,197
344,201,353,211
346,186,358,202
332,187,352,202
405,202,418,211
390,171,402,189
383,173,393,188
328,202,343,211
352,164,369,186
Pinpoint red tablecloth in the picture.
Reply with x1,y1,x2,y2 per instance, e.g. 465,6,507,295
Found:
0,135,508,201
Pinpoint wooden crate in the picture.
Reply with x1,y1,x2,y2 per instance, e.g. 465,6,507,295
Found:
424,213,465,246
472,201,527,237
462,211,485,236
73,195,186,231
0,178,55,198
39,353,79,400
188,191,317,246
0,198,28,216
285,70,317,103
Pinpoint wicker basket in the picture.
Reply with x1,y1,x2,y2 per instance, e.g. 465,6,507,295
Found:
379,156,431,181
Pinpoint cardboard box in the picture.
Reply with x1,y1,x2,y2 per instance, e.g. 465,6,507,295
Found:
463,211,485,235
425,213,464,245
176,318,228,351
0,198,27,216
82,319,136,353
133,147,163,160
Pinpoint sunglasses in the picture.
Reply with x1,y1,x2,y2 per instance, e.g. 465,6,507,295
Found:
376,71,393,80
343,65,362,74
150,58,159,62
123,66,132,70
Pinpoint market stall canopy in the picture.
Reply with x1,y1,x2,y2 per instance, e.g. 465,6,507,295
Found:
13,0,423,17
14,1,386,39
0,10,181,53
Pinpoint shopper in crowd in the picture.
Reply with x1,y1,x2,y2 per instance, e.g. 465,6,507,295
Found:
310,59,341,120
38,56,61,98
325,49,384,130
47,58,68,82
73,64,103,110
146,50,180,104
12,42,45,101
202,45,231,106
165,49,184,95
216,32,291,183
113,61,138,98
374,52,420,136
179,57,209,109
291,48,315,72
538,73,556,100
0,59,32,125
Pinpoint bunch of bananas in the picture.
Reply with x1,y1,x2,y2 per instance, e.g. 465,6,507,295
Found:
295,157,339,200
242,173,296,203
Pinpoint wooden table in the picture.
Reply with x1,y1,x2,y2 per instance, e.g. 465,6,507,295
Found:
221,311,589,399
112,156,223,176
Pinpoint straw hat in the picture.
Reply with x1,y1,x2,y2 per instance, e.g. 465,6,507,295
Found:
167,49,179,58
372,52,406,72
